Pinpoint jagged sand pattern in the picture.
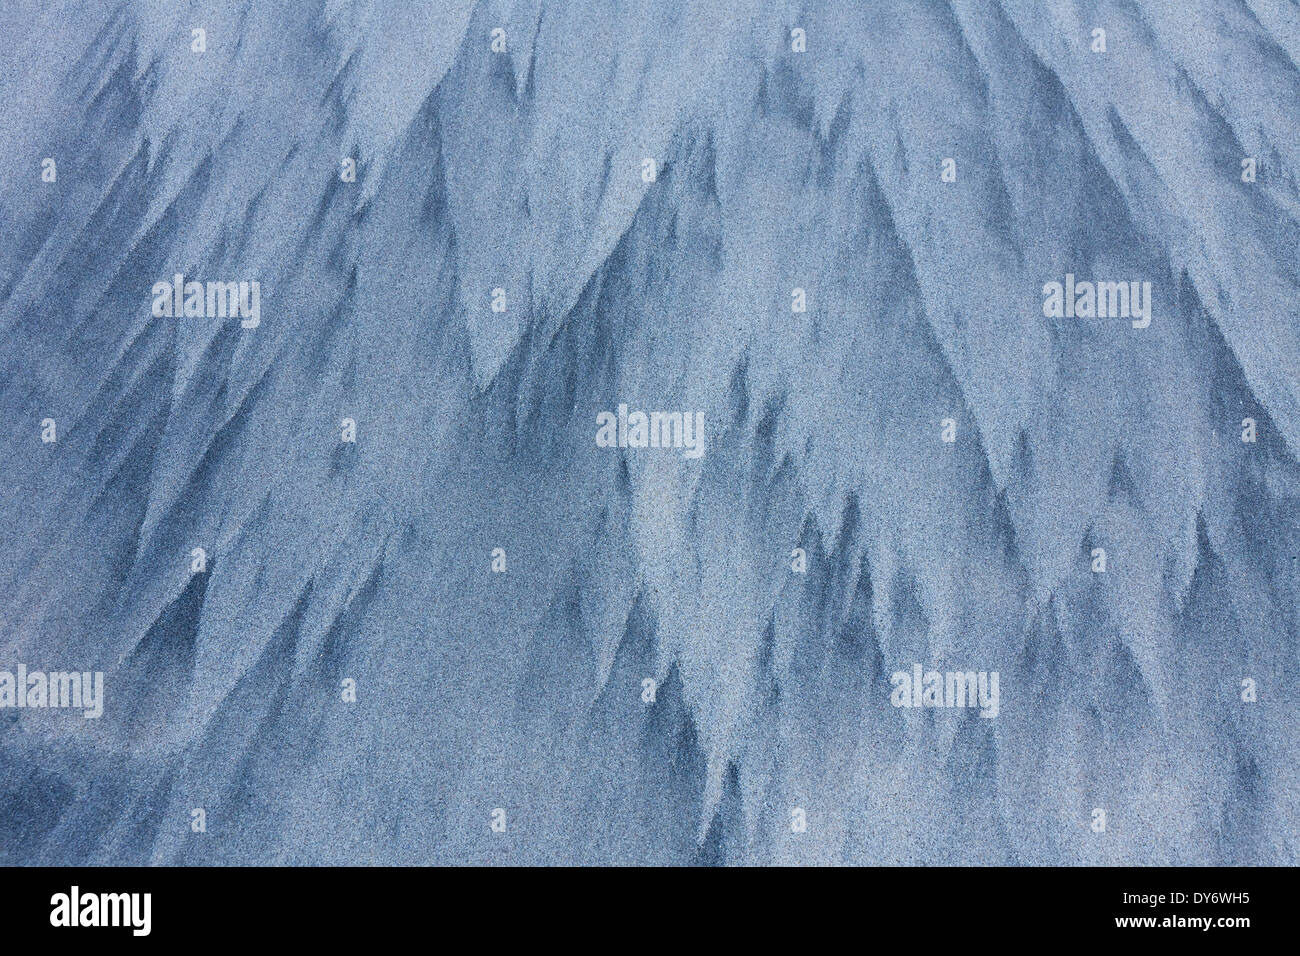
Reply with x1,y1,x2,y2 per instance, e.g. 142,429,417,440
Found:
1,0,1298,864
